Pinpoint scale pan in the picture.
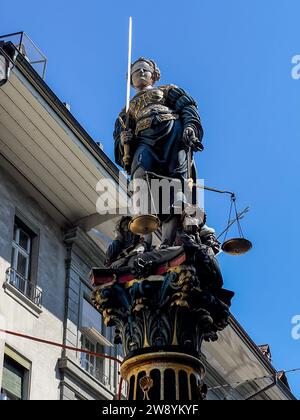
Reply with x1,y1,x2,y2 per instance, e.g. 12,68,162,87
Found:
222,238,252,256
129,215,160,235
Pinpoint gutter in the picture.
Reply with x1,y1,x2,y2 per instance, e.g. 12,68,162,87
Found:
245,375,278,400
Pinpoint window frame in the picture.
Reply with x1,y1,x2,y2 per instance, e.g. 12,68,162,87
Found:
80,334,97,376
1,347,31,401
10,211,40,286
80,333,107,386
11,223,32,280
79,295,109,386
81,296,104,334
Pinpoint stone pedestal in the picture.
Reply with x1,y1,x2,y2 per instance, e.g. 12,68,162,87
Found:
121,351,205,401
92,263,233,401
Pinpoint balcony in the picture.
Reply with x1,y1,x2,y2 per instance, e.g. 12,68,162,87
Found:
58,357,117,400
5,267,42,307
0,32,47,79
79,358,127,398
80,359,109,387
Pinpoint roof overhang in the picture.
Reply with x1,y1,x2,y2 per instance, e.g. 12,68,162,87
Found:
202,317,295,400
0,55,128,246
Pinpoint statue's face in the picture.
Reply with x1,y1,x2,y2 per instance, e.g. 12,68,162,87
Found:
132,65,154,90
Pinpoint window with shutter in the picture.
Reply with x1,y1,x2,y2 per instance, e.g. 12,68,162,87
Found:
1,355,29,400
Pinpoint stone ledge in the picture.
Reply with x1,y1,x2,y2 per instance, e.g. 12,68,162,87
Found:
3,282,43,318
58,356,115,400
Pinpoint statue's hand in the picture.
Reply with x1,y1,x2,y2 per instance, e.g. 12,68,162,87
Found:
183,127,203,152
120,129,133,146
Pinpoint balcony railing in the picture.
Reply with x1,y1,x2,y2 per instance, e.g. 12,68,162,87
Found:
94,368,109,387
0,32,47,79
5,267,42,307
80,358,109,387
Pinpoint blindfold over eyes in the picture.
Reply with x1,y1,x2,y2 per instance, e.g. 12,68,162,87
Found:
131,61,153,74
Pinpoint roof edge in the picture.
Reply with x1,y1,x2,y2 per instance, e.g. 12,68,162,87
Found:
13,48,121,184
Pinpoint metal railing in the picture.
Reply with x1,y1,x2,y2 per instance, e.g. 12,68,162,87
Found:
80,358,110,387
94,368,110,387
5,267,42,307
0,32,47,79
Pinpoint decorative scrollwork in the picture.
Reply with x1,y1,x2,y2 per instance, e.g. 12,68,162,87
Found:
139,376,154,401
92,265,233,357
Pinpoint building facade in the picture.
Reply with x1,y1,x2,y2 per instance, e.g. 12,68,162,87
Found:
0,163,122,400
0,37,124,400
0,36,296,400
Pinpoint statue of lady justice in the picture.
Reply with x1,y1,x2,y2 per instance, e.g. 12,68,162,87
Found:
114,57,204,247
92,56,234,379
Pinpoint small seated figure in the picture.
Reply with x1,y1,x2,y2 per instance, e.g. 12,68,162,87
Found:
102,215,185,280
199,224,221,256
105,216,151,267
176,209,223,292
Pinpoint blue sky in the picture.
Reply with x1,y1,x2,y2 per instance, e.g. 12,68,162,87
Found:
2,0,300,398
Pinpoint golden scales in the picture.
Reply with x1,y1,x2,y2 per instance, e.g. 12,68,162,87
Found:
129,214,160,236
128,173,252,256
217,194,252,256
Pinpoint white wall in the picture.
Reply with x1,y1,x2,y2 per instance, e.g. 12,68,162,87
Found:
0,164,66,400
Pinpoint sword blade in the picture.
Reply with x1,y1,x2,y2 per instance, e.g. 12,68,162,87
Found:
126,17,133,114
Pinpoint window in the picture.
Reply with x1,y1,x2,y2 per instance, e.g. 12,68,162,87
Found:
81,335,97,375
1,350,30,400
80,298,112,386
81,298,103,333
80,335,107,386
5,216,42,306
11,221,32,280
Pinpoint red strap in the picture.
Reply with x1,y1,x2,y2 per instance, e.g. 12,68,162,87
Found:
91,276,116,286
92,253,186,287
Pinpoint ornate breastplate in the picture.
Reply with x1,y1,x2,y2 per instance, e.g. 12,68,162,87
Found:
129,87,178,134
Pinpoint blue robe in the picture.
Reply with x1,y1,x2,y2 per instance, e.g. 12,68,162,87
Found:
114,85,203,180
